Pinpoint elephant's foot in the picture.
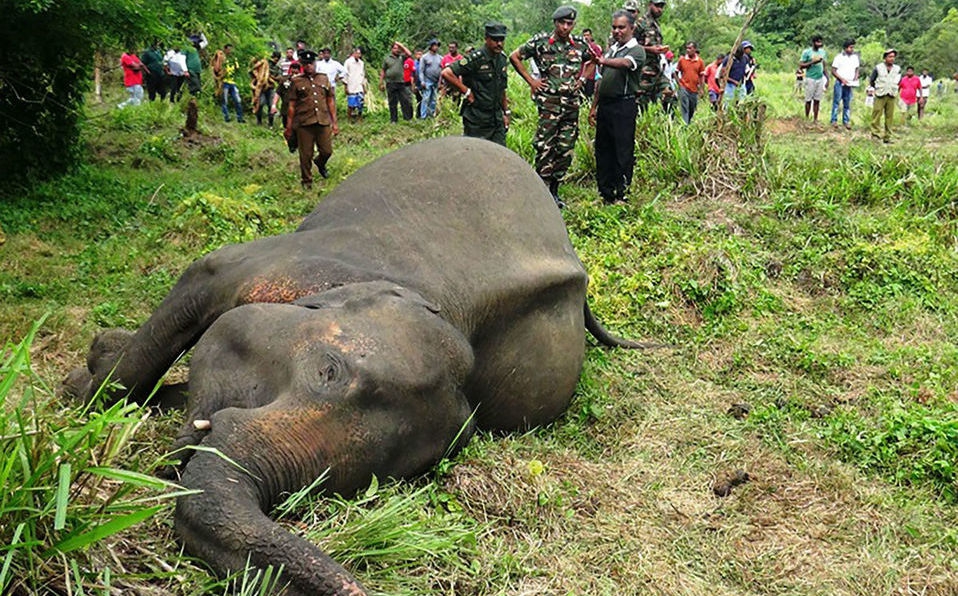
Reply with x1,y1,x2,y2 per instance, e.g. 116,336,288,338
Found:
60,366,93,403
61,328,136,404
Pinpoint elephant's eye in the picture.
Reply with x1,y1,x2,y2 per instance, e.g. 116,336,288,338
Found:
322,361,338,382
301,352,349,396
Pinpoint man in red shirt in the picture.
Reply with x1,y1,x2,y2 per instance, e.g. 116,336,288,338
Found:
118,46,145,108
898,66,921,122
703,53,723,111
440,41,464,101
676,41,705,123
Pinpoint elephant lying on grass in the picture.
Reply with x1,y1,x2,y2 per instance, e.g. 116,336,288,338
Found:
65,137,644,595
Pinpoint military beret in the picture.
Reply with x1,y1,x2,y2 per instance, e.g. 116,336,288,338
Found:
552,5,577,21
484,22,507,39
622,0,639,10
298,49,318,63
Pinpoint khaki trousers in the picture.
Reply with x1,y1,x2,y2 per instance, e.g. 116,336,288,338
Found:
870,95,895,141
295,123,333,184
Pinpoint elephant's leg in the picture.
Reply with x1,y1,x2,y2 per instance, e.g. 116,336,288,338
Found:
67,241,374,404
467,288,586,431
175,394,473,596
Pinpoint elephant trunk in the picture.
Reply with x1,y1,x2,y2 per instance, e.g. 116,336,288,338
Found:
174,408,368,596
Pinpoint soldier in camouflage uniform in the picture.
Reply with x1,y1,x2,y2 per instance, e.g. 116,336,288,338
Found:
510,5,596,207
634,0,671,111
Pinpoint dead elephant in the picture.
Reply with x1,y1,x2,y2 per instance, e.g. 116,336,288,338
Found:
65,136,644,595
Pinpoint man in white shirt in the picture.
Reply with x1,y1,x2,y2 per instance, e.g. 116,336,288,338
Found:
164,47,189,103
829,39,860,130
315,48,346,92
918,68,933,120
343,47,367,121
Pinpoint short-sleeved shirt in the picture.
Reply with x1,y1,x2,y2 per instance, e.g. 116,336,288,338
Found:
676,55,705,93
898,75,921,105
448,46,508,113
918,74,933,97
704,62,721,94
596,38,645,99
441,53,462,68
801,48,828,79
831,52,860,86
121,53,144,87
382,54,406,84
403,57,415,84
515,32,594,97
289,72,333,126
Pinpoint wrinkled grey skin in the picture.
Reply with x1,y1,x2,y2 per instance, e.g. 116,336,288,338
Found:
64,137,639,595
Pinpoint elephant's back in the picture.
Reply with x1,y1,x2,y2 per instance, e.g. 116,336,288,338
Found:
298,138,573,259
295,137,585,301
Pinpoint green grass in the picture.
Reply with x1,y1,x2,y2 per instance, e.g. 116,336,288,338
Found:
2,72,958,594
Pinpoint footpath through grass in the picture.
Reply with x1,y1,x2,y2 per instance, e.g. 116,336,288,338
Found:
2,72,958,594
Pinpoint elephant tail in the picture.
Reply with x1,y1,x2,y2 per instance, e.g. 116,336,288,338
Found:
584,302,665,349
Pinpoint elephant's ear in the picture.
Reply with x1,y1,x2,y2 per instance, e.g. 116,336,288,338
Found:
293,281,441,314
388,285,441,314
292,292,340,310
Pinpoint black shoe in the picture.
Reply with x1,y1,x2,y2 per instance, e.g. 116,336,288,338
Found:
314,158,329,179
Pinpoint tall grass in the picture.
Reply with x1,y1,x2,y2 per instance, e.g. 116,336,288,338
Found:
0,319,187,594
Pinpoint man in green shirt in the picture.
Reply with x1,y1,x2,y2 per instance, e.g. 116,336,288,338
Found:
442,23,510,146
184,42,202,97
588,10,645,204
379,41,413,122
141,41,167,101
800,35,828,123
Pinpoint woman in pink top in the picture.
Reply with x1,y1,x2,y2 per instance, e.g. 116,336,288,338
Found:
898,66,922,119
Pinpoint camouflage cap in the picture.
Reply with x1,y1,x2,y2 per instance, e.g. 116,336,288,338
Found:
552,5,577,21
622,0,639,10
484,22,507,39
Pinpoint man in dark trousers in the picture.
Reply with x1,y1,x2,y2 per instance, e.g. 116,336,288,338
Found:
284,49,339,190
380,41,414,122
588,9,645,204
441,23,510,146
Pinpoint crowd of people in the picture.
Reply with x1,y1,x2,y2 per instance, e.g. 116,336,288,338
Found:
116,1,950,197
793,36,940,143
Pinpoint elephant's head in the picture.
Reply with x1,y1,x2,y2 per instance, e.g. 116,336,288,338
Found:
173,281,476,595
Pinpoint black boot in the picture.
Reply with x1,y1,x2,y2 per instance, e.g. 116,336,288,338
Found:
548,178,565,209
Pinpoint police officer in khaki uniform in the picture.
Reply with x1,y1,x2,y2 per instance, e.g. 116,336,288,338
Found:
284,49,339,190
442,22,510,146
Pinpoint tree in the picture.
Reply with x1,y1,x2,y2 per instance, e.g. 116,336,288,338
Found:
0,0,258,190
915,8,958,77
